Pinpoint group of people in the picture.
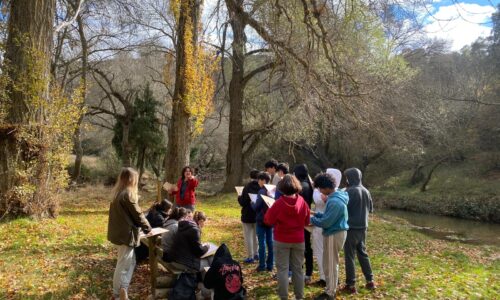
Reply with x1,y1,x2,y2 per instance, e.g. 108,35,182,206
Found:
238,159,376,300
107,167,245,300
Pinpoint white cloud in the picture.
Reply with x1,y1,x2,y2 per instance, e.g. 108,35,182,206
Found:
424,3,496,51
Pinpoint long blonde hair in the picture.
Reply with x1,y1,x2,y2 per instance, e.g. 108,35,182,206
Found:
112,167,139,201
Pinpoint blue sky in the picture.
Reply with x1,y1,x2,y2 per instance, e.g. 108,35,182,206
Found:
425,0,499,50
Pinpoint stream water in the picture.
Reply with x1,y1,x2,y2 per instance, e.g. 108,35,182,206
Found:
376,209,500,247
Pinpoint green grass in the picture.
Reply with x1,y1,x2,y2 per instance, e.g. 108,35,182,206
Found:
0,186,499,299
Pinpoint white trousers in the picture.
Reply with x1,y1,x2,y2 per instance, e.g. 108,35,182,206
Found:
113,245,136,299
242,223,258,258
323,231,347,296
312,226,325,280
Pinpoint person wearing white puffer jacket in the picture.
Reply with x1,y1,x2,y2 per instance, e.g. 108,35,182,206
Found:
311,168,342,287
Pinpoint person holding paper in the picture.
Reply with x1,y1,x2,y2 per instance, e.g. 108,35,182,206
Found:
169,166,199,212
311,168,342,287
238,169,260,263
265,159,280,185
293,164,314,284
252,172,274,272
310,173,349,300
163,212,209,272
264,175,310,300
107,168,151,300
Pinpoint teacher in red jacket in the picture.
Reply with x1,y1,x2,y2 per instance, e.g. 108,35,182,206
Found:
170,166,199,212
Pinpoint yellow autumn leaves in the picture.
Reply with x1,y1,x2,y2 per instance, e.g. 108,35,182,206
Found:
169,0,219,136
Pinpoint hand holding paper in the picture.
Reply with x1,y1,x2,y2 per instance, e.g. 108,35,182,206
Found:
235,186,244,196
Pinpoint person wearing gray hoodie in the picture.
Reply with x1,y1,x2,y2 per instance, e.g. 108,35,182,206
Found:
341,168,375,294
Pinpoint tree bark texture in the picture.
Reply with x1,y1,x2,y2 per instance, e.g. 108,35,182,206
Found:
222,0,246,192
71,13,88,183
0,0,56,217
164,0,201,183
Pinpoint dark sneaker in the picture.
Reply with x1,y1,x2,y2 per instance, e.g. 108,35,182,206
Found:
266,267,273,272
253,254,259,260
314,292,334,300
365,281,376,290
304,275,312,285
339,285,357,294
255,266,265,272
243,258,254,264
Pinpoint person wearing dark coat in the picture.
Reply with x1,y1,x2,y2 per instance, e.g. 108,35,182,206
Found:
341,168,376,294
163,216,209,272
238,169,260,263
251,172,273,271
293,164,314,284
203,244,246,300
145,199,173,228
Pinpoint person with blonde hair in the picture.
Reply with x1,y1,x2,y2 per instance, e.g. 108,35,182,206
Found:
107,167,151,300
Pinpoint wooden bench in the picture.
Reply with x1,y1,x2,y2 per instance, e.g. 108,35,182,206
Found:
140,232,180,299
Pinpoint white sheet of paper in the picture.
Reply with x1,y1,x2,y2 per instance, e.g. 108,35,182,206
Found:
203,266,210,272
162,181,175,191
261,195,275,208
140,227,168,238
248,193,258,204
264,184,276,198
235,186,244,196
201,242,218,258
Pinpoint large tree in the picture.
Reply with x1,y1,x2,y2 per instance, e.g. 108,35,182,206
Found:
0,0,57,217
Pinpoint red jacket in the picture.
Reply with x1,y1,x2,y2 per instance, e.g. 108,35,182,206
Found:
172,177,199,206
264,194,310,243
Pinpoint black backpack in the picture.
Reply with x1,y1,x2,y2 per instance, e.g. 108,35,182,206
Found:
169,273,197,300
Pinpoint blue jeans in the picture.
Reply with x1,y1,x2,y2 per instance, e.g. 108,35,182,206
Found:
256,224,273,270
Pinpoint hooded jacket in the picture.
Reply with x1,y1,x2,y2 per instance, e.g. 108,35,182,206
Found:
161,218,178,255
310,190,349,236
238,180,260,223
163,219,208,271
264,194,310,243
107,190,151,247
203,244,246,300
344,168,373,229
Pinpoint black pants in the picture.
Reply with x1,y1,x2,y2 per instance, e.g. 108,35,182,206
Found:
344,228,373,286
304,229,313,276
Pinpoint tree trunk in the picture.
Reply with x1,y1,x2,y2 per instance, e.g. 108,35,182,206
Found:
222,0,246,192
122,119,132,167
71,13,88,183
164,0,201,183
421,158,447,192
138,146,147,188
0,0,56,217
410,163,424,185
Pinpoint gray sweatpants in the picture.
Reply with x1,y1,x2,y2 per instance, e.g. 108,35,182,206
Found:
323,231,347,296
274,241,305,300
344,228,373,286
242,222,258,258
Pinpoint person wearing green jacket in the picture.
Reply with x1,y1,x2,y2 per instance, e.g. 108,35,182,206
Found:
107,168,151,300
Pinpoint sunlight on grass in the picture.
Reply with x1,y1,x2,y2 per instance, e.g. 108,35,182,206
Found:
0,187,498,299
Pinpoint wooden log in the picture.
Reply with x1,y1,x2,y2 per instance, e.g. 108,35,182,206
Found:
155,288,172,299
156,275,177,288
149,235,158,299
